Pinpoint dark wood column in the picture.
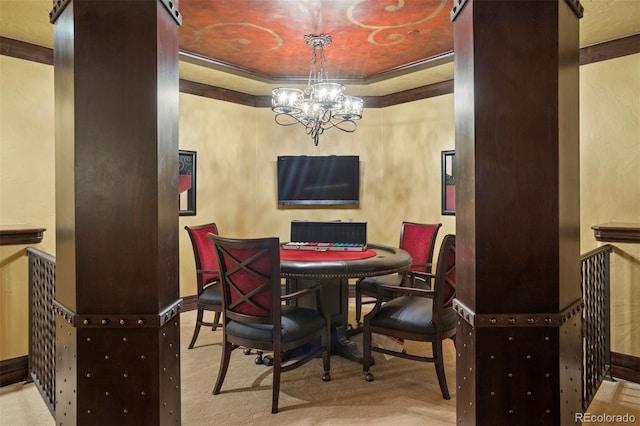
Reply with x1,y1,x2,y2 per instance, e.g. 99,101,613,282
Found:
451,0,583,425
51,0,183,424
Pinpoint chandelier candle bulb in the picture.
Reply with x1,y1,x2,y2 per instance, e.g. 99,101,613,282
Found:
271,33,363,146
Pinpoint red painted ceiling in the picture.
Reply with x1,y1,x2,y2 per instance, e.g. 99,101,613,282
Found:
178,0,454,82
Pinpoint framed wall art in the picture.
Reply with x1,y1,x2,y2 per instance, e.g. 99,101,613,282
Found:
179,150,196,216
441,150,455,216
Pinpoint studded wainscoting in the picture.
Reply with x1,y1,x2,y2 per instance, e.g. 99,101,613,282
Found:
482,327,562,422
455,317,584,424
71,322,181,424
50,302,183,425
54,317,76,424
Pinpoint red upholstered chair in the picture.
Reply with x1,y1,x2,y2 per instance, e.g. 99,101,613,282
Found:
209,234,331,414
362,234,457,399
184,223,223,349
355,222,442,325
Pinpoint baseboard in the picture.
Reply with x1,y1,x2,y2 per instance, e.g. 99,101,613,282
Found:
0,356,28,387
611,352,640,383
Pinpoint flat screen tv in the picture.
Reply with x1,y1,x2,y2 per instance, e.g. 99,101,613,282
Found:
277,155,360,206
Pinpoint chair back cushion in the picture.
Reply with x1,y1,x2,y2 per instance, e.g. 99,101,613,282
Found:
209,235,281,325
185,223,220,285
400,222,442,273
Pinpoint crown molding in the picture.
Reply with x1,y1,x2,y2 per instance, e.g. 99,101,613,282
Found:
2,34,638,107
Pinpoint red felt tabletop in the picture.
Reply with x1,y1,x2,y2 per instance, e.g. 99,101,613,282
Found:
280,248,377,262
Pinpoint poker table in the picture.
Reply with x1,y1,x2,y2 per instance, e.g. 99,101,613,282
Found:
280,243,412,362
280,243,412,279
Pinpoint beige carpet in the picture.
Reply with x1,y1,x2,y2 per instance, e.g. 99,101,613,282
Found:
0,305,457,425
180,306,457,425
1,306,639,425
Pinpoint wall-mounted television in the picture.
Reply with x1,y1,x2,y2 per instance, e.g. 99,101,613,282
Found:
277,155,360,206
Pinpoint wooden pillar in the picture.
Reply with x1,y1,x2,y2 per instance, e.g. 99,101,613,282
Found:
51,0,182,424
451,0,583,424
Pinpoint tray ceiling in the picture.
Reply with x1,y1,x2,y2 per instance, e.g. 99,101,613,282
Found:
1,0,639,96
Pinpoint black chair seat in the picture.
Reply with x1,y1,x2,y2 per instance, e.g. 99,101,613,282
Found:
199,283,222,306
226,305,327,344
370,296,457,337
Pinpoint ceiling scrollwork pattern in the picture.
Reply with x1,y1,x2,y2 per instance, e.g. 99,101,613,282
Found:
174,0,457,79
347,0,448,46
181,23,282,53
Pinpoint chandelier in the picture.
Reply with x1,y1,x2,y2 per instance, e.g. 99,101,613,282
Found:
271,34,363,146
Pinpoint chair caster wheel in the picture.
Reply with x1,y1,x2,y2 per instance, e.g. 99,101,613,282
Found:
254,356,263,365
322,372,331,382
364,372,374,382
243,348,252,355
262,355,273,366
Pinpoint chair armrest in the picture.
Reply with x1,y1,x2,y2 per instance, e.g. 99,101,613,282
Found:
408,271,434,280
281,286,319,301
281,284,330,319
365,284,436,319
407,271,435,289
376,284,435,298
403,271,435,288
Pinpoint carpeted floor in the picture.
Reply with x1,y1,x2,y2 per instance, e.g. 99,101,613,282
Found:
179,305,458,425
1,305,639,425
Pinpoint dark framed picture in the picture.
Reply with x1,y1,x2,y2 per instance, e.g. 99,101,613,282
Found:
441,150,455,216
179,150,196,216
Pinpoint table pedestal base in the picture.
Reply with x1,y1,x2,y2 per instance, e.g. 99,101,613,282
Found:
332,324,374,365
285,278,376,364
333,325,361,362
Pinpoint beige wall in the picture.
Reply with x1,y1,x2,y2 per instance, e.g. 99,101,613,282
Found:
0,56,55,360
579,54,640,355
1,52,638,361
177,93,456,310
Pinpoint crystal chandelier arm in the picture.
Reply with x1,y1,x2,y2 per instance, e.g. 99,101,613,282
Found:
328,117,358,133
305,120,324,146
274,113,307,127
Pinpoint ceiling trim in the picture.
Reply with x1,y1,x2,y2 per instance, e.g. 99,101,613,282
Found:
179,79,258,107
0,37,53,66
2,34,638,107
180,48,455,86
580,33,640,65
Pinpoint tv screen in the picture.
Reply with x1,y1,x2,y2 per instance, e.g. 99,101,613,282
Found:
277,155,360,206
